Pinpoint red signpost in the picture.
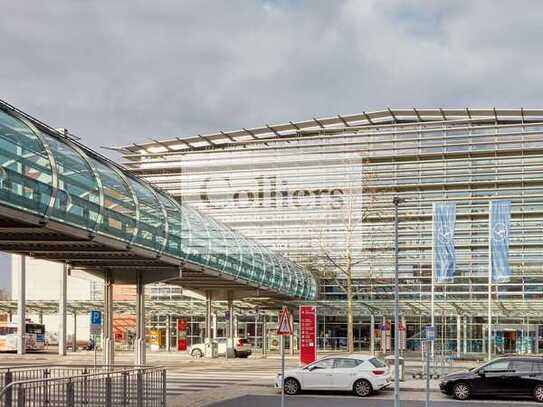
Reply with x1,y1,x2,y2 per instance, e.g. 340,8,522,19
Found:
177,319,187,351
299,305,317,366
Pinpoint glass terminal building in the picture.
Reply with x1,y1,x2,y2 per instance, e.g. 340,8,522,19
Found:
114,108,543,356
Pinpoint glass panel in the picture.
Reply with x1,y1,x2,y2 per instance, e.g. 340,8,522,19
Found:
92,159,137,242
157,193,183,258
0,109,53,215
127,177,167,251
41,133,100,230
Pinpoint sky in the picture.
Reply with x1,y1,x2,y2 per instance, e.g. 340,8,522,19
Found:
0,0,542,290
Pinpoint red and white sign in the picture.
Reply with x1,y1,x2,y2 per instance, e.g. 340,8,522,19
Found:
299,305,317,366
177,319,187,351
277,306,293,336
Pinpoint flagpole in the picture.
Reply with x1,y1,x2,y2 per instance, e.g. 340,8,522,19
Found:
488,201,493,362
431,203,436,360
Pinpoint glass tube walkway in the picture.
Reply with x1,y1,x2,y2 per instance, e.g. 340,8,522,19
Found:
0,100,317,301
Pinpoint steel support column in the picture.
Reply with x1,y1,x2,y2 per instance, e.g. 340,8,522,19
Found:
456,315,461,359
463,317,467,354
135,272,145,365
72,313,77,352
205,291,213,357
370,315,375,355
17,255,26,355
103,271,114,366
59,263,67,356
166,315,171,352
262,315,267,355
227,292,234,358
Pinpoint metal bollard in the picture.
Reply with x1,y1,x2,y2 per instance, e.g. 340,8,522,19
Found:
122,372,128,407
16,387,24,407
136,370,143,407
4,371,12,407
66,380,75,407
105,375,112,407
161,370,167,407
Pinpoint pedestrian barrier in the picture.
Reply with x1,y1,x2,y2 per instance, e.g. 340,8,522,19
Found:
0,366,166,406
0,365,137,390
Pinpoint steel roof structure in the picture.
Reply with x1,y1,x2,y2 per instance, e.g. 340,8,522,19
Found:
0,100,317,301
112,108,543,158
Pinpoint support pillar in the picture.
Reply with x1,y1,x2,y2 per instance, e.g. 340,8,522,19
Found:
135,273,145,365
165,315,171,352
205,291,213,357
59,263,67,356
289,331,294,356
370,315,375,355
72,313,77,352
227,293,234,358
262,315,267,355
463,316,468,354
103,271,114,366
17,255,26,355
456,315,461,359
212,313,217,340
38,312,43,325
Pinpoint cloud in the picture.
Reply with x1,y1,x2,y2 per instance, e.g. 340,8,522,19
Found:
1,0,542,157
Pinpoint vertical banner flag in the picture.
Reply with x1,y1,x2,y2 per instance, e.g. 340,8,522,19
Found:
432,203,456,282
299,305,317,365
489,200,512,282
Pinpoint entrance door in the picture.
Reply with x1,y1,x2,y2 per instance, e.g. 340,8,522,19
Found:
504,331,517,354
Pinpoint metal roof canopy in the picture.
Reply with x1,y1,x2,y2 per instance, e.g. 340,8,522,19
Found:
0,299,281,317
112,108,543,157
0,100,317,301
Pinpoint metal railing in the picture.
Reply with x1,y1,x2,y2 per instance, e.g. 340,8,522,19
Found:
0,366,166,406
0,365,141,391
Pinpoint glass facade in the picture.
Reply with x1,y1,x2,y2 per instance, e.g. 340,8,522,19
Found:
0,100,316,300
119,109,543,354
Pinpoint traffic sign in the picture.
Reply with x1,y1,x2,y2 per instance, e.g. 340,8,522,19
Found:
90,310,102,335
276,306,293,336
425,325,435,341
91,310,102,325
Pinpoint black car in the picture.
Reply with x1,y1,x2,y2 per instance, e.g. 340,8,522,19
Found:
440,356,543,402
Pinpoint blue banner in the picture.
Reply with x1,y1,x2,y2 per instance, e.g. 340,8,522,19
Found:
490,200,512,283
433,203,456,282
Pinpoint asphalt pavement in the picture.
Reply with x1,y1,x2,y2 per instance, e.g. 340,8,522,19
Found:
209,394,542,407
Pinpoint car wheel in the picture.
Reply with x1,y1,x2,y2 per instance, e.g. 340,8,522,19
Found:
353,379,373,397
452,382,472,400
191,349,203,359
534,384,543,402
283,378,300,395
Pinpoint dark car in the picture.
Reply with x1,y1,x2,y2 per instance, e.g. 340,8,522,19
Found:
440,356,543,402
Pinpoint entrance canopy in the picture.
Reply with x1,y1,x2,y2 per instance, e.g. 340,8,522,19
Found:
0,100,317,301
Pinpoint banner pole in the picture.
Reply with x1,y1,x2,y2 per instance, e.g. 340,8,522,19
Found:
431,203,436,360
488,201,493,362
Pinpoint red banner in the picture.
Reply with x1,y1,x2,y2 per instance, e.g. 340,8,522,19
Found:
177,319,187,351
299,305,317,366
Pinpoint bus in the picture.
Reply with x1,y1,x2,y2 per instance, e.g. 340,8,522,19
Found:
0,321,46,352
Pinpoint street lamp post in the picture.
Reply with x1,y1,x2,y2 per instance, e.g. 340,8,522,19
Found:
393,196,404,407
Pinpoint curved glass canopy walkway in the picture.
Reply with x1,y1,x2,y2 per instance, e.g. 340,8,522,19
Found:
0,100,317,301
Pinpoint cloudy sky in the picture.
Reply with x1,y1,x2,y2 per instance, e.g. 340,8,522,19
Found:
0,0,541,289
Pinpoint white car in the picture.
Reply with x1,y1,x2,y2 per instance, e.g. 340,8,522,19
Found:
189,337,252,358
275,354,391,397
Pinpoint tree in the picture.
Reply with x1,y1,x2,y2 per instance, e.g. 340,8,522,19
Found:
317,156,380,353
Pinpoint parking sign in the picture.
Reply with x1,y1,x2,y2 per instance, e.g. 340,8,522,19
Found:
90,310,102,335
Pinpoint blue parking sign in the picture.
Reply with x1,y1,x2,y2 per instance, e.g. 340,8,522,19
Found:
91,310,102,325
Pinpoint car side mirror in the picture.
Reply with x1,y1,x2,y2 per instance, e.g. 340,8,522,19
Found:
478,370,485,376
